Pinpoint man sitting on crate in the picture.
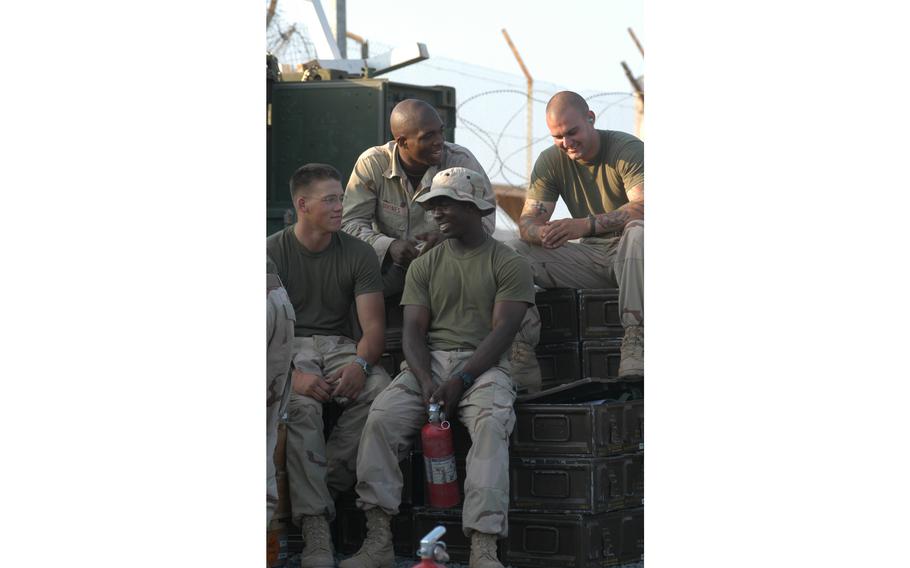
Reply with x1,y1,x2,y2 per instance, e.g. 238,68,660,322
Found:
267,163,392,568
508,90,645,378
342,98,542,393
340,167,534,568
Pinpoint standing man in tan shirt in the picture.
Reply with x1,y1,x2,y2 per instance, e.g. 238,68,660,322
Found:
509,91,645,378
343,99,542,393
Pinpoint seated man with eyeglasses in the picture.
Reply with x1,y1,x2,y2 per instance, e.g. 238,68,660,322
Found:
266,163,392,568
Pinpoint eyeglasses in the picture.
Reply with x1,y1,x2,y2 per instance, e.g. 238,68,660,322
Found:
319,194,343,205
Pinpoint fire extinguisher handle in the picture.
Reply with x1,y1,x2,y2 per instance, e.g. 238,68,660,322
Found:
417,526,447,559
433,542,450,563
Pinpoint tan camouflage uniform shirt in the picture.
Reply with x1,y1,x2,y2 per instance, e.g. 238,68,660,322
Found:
342,141,496,264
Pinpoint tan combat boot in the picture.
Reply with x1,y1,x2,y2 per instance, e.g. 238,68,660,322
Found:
299,515,335,568
617,324,644,378
469,531,503,568
338,508,394,568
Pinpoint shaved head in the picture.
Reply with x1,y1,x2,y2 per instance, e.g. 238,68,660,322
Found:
545,91,599,162
546,91,589,119
390,99,442,138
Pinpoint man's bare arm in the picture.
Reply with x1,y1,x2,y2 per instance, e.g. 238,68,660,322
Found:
354,291,386,365
593,183,644,234
402,304,435,405
430,300,529,414
326,291,386,401
459,300,528,379
537,183,644,248
518,198,556,245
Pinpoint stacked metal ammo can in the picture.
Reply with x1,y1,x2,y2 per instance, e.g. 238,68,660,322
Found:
502,288,644,567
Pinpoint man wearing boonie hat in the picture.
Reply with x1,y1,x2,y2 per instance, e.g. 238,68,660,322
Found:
341,167,534,568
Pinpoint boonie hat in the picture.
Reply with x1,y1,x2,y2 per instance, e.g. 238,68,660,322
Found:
415,167,495,212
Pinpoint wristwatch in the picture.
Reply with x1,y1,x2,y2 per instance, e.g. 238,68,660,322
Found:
456,370,475,389
352,356,371,376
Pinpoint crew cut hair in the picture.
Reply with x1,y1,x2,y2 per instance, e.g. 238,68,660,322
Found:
289,163,342,201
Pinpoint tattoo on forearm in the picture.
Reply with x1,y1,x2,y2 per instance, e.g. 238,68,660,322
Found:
519,201,550,243
594,201,643,233
519,215,542,242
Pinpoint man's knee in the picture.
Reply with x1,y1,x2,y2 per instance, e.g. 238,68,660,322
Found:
514,305,540,346
287,392,323,424
504,237,531,256
623,221,644,243
358,369,392,402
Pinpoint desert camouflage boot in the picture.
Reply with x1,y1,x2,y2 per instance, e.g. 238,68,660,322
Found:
469,531,503,568
300,515,335,568
338,508,394,568
617,324,644,378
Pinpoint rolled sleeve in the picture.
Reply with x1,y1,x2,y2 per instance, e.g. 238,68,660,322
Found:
342,152,391,263
615,139,644,190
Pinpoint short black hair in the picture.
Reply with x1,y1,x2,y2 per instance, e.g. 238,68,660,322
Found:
289,163,342,201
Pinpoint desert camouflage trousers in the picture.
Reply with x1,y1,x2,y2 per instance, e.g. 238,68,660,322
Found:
507,220,644,327
286,335,391,523
510,306,541,394
267,279,295,526
354,350,517,537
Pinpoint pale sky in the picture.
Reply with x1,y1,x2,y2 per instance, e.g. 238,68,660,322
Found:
343,0,644,93
277,0,644,230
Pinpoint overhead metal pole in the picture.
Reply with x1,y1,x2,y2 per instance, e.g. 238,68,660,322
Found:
346,31,369,59
501,28,533,184
627,27,644,57
333,0,346,58
266,0,278,27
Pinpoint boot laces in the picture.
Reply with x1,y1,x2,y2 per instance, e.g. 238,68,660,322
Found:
359,510,390,555
302,517,331,552
622,326,644,352
473,533,499,561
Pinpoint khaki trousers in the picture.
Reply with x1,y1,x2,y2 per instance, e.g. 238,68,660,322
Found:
267,284,295,527
506,220,644,326
354,350,517,537
286,335,391,522
510,306,542,394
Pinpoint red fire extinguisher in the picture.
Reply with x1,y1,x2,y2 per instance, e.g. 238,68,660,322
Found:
421,403,460,508
411,526,450,568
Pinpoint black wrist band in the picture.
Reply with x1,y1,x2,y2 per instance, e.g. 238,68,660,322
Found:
587,214,596,237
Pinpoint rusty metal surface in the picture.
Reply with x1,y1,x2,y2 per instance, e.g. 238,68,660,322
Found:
511,402,627,457
578,288,623,340
535,288,580,344
582,339,623,380
502,510,644,568
535,342,582,389
509,456,628,513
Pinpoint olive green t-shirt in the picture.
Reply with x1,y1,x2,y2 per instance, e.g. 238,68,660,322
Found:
266,227,382,338
527,129,644,217
401,237,535,351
